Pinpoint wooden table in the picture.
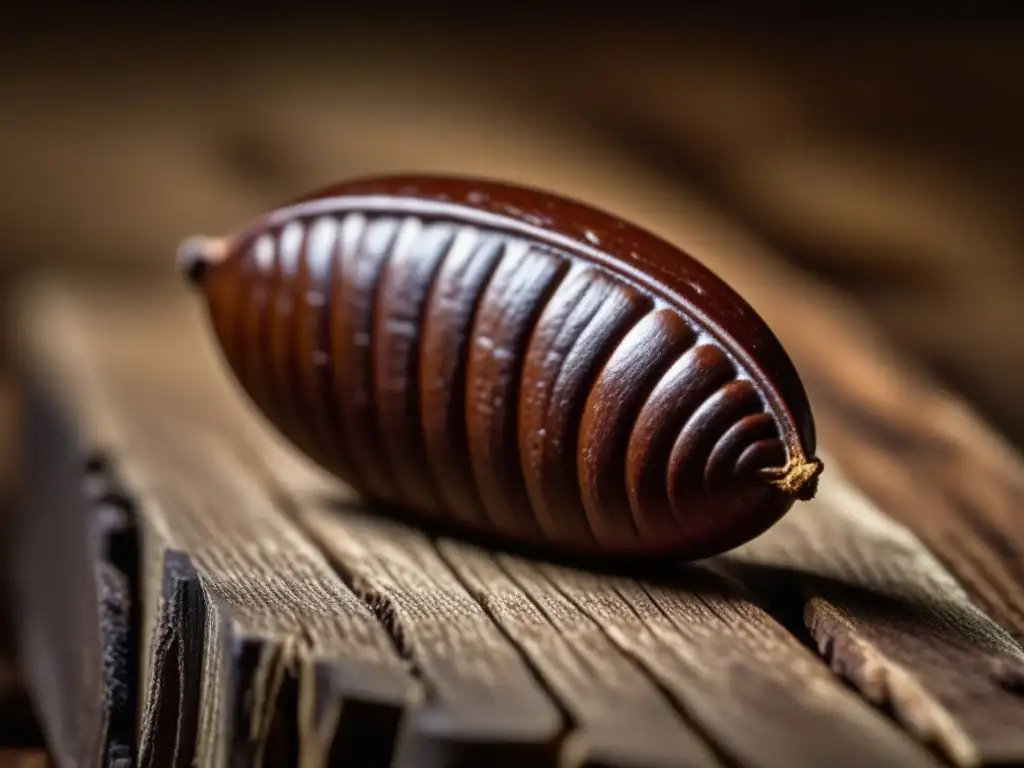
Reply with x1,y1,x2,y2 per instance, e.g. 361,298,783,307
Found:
3,20,1024,768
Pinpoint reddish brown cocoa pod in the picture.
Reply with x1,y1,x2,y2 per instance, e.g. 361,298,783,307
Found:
178,174,823,560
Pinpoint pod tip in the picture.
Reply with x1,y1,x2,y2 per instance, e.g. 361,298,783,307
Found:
764,456,824,501
176,235,225,288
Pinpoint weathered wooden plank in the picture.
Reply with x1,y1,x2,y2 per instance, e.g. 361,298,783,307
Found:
43,278,565,768
259,386,719,766
539,560,938,768
295,502,565,768
718,455,1024,768
16,280,420,768
438,541,721,768
12,260,997,768
32,277,952,768
281,455,935,768
808,384,1024,646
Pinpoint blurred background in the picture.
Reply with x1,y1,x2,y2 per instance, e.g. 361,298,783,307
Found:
0,8,1022,761
2,11,1022,444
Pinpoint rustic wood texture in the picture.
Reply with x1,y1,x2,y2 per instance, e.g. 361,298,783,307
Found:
436,542,720,768
274,424,935,767
16,273,1024,767
298,503,565,767
719,455,1024,767
18,284,419,767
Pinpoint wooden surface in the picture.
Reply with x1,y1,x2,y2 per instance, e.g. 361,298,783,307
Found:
2,19,1024,768
11,261,1024,766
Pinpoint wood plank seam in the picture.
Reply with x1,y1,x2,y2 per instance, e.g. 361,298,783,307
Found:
290,500,565,767
13,281,421,767
137,549,205,768
531,555,942,768
439,542,730,768
803,383,1024,648
717,453,1024,768
91,437,420,768
259,480,418,670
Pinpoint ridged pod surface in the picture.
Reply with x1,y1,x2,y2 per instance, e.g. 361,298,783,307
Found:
179,174,823,560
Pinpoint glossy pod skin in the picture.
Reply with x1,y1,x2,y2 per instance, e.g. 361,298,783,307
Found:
179,174,823,561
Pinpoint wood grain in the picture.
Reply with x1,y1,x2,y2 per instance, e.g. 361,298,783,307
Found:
544,561,937,768
95,562,133,768
15,276,965,768
284,462,942,768
718,454,1024,767
263,401,722,767
296,502,564,768
15,281,420,767
438,541,720,768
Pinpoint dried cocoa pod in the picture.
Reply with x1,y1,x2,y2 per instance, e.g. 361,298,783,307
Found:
179,174,823,560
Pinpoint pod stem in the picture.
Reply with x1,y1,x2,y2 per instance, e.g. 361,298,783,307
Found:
765,455,824,501
177,235,227,288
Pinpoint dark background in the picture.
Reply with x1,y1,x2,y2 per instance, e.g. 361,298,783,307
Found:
0,10,1022,759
